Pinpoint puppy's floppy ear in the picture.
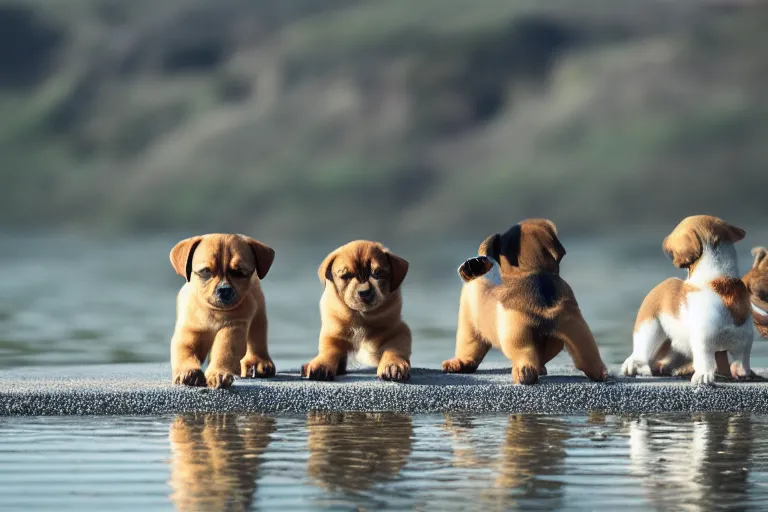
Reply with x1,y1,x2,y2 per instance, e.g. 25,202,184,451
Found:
170,236,204,282
478,233,501,261
385,251,409,291
240,236,275,279
318,250,338,284
753,247,768,269
662,228,702,269
711,220,746,244
530,219,566,264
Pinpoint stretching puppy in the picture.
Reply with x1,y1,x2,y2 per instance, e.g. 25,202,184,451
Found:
443,219,607,384
743,247,768,339
302,241,411,382
170,234,276,388
621,215,753,385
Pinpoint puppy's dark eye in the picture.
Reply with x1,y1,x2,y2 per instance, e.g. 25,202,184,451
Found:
371,270,387,280
196,269,212,280
230,268,250,278
340,273,354,281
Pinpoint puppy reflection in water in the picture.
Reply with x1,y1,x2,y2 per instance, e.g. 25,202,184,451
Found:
628,414,754,510
306,412,412,492
442,414,570,508
169,413,275,512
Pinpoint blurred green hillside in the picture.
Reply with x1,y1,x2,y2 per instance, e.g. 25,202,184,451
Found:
2,0,768,239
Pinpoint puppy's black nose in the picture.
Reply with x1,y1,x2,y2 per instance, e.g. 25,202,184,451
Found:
216,284,236,304
357,288,375,303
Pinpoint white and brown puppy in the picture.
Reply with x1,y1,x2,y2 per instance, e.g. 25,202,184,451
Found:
170,234,276,388
621,215,753,385
443,219,608,385
302,240,411,382
742,246,768,339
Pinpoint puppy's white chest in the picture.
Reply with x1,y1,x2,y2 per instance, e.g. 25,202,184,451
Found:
349,328,382,366
349,326,367,347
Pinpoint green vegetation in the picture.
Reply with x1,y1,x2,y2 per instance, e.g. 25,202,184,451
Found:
2,0,767,238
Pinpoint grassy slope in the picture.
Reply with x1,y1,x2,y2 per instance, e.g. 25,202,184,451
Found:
1,0,767,238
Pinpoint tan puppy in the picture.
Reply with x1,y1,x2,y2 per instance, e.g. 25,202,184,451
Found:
743,246,768,338
170,234,275,388
443,219,607,384
621,215,753,385
302,240,411,382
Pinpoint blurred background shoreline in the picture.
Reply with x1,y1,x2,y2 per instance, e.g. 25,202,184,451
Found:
2,0,768,240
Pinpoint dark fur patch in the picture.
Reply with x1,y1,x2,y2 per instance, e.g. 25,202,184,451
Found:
521,272,559,309
185,239,202,282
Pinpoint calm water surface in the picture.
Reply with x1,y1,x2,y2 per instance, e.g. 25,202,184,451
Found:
2,413,767,511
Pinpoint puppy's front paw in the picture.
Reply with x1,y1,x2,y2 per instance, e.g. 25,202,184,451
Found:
586,365,609,382
205,371,235,389
621,357,637,377
378,362,410,382
301,361,336,381
512,364,539,385
242,357,276,379
173,369,206,387
691,370,716,386
621,357,652,377
442,357,479,374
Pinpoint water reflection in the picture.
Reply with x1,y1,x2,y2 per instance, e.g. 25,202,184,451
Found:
8,413,768,510
305,412,413,492
442,414,571,509
168,413,275,512
627,414,756,511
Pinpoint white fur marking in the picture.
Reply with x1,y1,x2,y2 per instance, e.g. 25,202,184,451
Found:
479,259,502,286
752,303,768,317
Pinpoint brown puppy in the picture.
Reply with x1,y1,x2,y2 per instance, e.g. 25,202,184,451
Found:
443,219,607,384
170,234,275,388
743,246,768,338
302,240,411,382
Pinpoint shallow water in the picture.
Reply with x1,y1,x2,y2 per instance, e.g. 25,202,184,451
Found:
1,413,767,511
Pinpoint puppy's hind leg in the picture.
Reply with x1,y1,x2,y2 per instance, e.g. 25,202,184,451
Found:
537,338,564,376
554,313,607,381
442,302,490,374
621,319,665,377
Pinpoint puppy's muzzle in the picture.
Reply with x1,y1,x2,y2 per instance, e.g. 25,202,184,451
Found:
215,283,237,306
357,287,376,304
